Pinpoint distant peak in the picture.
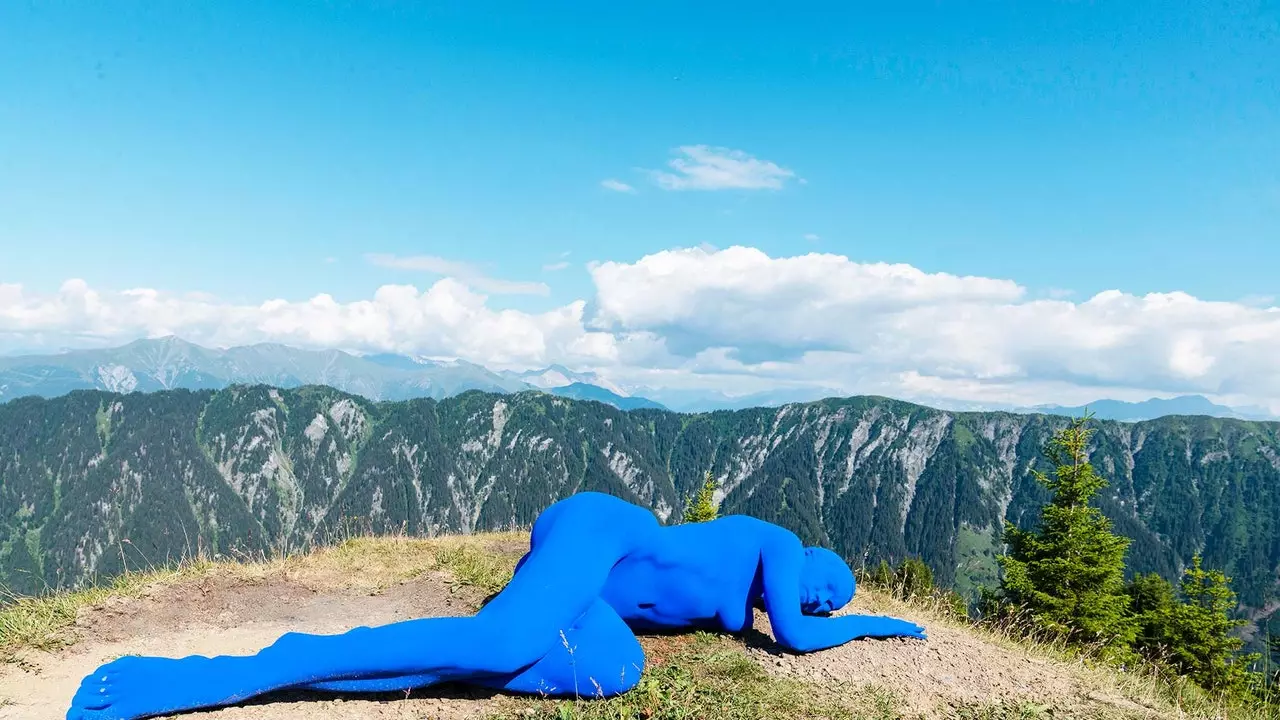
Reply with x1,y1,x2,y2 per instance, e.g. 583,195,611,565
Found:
124,335,182,346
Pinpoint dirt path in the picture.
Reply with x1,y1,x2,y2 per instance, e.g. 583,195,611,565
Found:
2,570,1164,719
0,571,502,720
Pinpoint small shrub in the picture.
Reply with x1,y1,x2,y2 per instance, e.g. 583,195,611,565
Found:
682,471,719,523
862,556,968,621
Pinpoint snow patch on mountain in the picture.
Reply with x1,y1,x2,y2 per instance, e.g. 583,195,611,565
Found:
96,364,139,393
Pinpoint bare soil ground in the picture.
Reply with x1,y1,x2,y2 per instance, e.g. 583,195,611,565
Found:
1,570,503,720
0,537,1173,719
745,600,1163,718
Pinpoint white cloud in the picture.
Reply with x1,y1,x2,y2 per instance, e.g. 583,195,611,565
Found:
600,179,636,193
543,261,570,272
649,146,797,191
5,246,1280,413
0,278,615,367
366,253,550,296
586,246,1280,410
804,233,820,242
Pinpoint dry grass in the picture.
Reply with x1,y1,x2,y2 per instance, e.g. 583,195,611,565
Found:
255,532,526,594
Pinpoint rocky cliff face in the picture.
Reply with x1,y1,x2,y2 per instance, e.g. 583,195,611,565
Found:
1,386,1277,623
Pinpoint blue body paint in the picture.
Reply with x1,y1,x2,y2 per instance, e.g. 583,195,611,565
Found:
67,491,925,719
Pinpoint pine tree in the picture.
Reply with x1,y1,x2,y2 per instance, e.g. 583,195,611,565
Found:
1127,572,1177,660
1165,556,1257,694
997,415,1135,648
682,471,719,523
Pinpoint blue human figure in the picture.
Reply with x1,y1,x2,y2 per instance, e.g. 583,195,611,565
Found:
67,491,926,720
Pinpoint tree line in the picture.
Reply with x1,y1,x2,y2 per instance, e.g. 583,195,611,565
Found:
981,415,1277,707
682,416,1280,710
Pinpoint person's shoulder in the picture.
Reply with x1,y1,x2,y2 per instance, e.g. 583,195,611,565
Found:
710,515,797,543
713,514,786,531
712,513,761,526
564,491,647,511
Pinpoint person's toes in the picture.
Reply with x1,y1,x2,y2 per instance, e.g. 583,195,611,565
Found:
70,682,111,711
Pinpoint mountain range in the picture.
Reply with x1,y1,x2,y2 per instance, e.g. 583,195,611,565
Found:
1,337,1272,420
0,385,1276,656
0,337,662,411
1026,395,1278,423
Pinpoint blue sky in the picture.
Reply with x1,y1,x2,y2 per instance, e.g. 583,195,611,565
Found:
1,2,1278,408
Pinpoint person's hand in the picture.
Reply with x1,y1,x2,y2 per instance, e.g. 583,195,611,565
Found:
863,617,926,640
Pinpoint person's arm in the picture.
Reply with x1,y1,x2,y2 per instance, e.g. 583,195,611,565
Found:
759,529,926,653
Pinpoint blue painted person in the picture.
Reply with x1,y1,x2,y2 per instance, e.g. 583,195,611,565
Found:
67,491,927,719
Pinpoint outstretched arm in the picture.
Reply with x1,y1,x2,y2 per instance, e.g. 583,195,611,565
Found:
759,530,926,653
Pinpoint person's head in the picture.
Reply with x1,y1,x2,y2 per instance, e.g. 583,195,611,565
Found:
799,547,855,615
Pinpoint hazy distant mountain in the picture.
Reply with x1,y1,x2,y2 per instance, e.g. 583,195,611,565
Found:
502,364,631,397
2,338,1272,420
0,337,658,411
544,382,666,411
1024,395,1275,422
637,386,839,413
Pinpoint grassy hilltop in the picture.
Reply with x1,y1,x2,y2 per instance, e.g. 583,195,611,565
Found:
1,532,1274,720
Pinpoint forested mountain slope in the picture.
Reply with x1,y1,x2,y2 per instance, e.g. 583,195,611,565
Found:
1,386,1276,626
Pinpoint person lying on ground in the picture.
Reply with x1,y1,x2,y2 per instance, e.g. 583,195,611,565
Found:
67,490,926,720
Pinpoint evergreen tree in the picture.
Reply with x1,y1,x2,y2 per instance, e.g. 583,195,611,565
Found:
682,471,719,523
1127,572,1177,660
1164,556,1257,694
997,415,1135,648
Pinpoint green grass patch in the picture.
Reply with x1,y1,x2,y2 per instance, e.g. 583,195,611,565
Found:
493,632,904,720
948,702,1059,719
953,421,977,454
953,524,1000,600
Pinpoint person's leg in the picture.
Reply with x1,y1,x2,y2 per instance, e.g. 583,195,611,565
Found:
287,499,598,697
65,615,503,720
306,598,644,698
480,597,644,698
66,493,643,720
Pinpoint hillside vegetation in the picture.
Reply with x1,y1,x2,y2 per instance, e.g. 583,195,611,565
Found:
2,386,1277,616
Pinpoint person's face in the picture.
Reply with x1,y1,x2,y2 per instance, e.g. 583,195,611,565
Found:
799,547,855,615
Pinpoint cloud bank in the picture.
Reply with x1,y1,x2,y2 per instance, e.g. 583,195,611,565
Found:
3,246,1279,411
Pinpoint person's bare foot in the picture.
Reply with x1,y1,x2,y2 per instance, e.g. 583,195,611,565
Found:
66,654,264,720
